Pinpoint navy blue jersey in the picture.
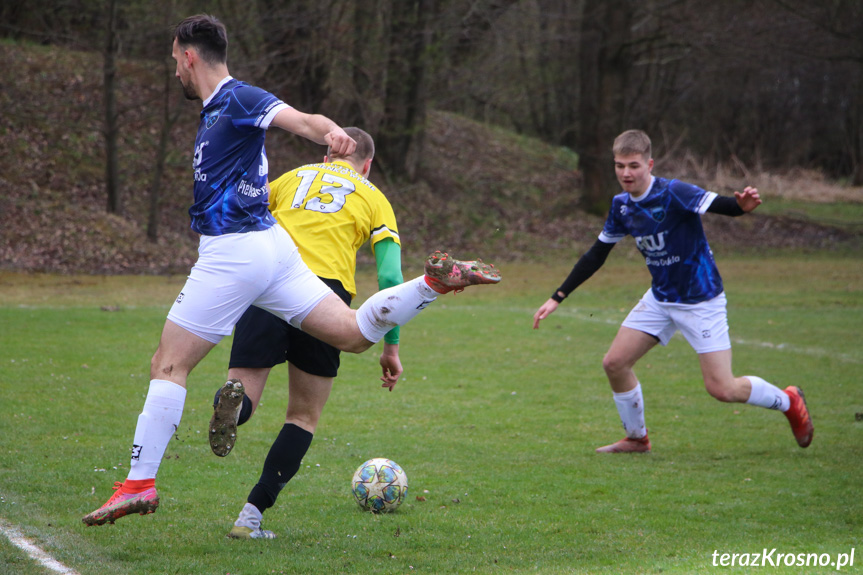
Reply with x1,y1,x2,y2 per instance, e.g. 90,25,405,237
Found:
599,177,722,304
189,77,289,235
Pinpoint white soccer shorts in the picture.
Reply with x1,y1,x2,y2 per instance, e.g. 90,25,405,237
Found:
167,225,333,343
621,289,731,354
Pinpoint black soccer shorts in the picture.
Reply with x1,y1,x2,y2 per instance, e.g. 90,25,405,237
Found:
228,277,352,378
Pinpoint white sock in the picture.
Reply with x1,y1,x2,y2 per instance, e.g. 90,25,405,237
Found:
612,383,647,439
355,276,437,342
235,502,263,529
745,375,790,411
126,379,186,481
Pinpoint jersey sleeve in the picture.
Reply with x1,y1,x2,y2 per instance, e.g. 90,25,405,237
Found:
668,179,717,214
597,195,628,244
369,194,401,251
230,85,289,130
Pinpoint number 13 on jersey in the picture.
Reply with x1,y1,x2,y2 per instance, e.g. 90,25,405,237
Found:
290,170,355,213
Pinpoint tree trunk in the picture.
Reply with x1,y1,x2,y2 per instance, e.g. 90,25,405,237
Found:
103,0,120,214
577,1,632,215
378,0,434,181
147,60,182,243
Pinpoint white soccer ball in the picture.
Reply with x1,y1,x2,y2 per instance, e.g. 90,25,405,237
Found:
351,458,408,513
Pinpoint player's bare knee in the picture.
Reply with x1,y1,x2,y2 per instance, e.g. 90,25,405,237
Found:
602,354,628,378
340,337,374,354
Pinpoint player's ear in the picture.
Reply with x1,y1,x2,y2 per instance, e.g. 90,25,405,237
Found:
323,155,330,163
362,158,372,177
184,47,197,67
648,158,654,172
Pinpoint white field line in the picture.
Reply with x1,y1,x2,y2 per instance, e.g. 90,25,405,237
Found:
434,304,863,364
0,519,80,575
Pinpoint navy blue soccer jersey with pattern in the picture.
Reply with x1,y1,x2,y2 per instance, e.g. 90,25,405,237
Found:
189,77,289,236
599,176,722,304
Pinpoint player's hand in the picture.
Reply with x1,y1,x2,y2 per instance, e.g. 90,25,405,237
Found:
735,186,762,213
379,343,402,391
325,129,356,157
533,299,560,329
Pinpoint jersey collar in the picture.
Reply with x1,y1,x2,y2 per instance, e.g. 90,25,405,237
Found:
202,75,234,107
628,176,656,203
329,159,359,173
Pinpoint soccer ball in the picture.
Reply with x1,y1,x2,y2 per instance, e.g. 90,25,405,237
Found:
351,458,408,513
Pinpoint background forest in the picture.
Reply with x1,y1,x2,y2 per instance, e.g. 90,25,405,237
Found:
1,0,861,273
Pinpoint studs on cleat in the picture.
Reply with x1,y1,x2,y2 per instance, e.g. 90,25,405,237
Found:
209,380,245,457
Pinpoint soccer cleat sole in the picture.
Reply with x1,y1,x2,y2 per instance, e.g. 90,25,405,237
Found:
210,379,245,457
424,251,501,293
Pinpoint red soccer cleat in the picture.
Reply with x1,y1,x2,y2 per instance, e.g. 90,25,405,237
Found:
82,480,159,526
595,434,651,453
424,251,501,294
783,386,813,448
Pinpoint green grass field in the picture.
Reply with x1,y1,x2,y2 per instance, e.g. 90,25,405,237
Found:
1,255,861,574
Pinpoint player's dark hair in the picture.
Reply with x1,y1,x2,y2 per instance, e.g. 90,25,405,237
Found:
329,127,375,162
613,129,651,159
173,14,228,65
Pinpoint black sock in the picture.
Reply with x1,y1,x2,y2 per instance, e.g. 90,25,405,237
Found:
237,395,252,425
213,389,253,425
247,423,314,513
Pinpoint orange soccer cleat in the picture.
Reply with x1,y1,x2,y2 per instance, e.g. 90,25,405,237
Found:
783,386,813,448
595,434,652,453
82,480,159,526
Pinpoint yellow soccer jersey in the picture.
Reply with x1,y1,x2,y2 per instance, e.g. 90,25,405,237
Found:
268,160,400,297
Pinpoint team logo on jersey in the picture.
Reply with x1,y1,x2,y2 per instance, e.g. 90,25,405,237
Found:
204,100,228,129
649,207,666,222
205,110,220,129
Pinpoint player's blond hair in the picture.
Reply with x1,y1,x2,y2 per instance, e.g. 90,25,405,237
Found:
329,127,375,163
613,130,651,159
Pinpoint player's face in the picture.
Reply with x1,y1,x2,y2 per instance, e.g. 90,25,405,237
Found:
171,39,200,101
614,153,653,196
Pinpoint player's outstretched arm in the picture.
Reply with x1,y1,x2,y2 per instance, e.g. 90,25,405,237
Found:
271,107,356,156
374,239,404,391
380,343,402,391
734,186,762,213
533,299,560,329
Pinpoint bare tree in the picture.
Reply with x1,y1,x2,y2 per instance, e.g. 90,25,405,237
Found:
769,0,863,184
376,0,436,181
147,59,184,243
104,0,121,214
577,0,632,215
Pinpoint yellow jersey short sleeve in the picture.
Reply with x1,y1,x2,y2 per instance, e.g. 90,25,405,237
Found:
268,160,400,297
